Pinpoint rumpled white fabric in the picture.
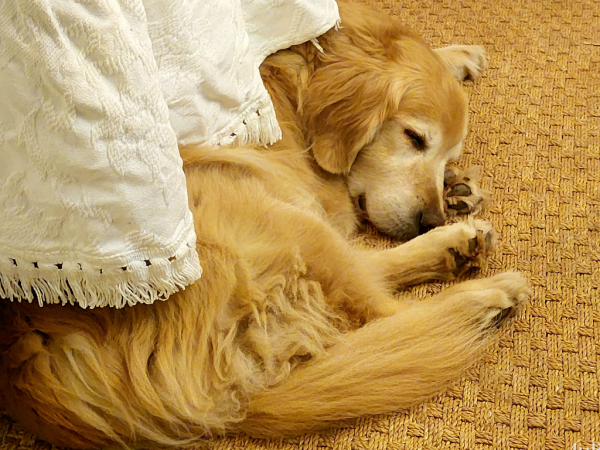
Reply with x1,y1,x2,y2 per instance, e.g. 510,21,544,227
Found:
0,0,340,309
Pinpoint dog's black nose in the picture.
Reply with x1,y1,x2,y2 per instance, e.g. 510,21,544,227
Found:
419,206,445,233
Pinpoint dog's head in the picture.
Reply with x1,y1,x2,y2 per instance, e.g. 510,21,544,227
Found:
304,5,469,240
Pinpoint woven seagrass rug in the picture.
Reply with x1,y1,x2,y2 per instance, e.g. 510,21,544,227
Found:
2,0,599,448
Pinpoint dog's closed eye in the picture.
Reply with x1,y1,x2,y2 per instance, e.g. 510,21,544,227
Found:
404,128,427,151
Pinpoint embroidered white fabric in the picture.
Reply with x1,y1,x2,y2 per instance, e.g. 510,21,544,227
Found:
0,0,340,308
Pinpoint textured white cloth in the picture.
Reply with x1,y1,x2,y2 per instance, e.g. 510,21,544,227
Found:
0,0,339,308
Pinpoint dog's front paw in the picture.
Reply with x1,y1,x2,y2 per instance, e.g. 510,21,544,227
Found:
446,219,496,276
455,45,488,81
444,165,490,218
435,44,488,82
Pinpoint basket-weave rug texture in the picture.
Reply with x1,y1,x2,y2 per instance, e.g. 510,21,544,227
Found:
2,0,599,448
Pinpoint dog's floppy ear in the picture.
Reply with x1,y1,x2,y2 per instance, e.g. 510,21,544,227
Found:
304,61,406,175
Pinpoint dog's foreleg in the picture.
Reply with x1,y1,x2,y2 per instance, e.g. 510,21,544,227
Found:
368,220,495,288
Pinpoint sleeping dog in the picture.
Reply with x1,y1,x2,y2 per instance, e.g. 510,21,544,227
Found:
0,3,529,448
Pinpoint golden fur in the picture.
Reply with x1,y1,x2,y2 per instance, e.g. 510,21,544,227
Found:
0,3,530,448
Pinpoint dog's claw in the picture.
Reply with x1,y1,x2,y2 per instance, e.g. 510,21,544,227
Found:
444,166,490,218
449,248,468,268
492,306,516,329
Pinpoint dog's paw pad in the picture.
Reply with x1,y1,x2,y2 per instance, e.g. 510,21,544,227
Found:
448,219,496,275
444,166,490,218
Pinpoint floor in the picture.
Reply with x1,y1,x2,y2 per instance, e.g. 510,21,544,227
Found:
2,0,599,449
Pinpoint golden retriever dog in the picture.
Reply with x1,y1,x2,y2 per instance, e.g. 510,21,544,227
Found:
0,3,530,448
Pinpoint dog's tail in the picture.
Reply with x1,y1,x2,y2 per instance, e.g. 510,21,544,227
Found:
238,294,498,437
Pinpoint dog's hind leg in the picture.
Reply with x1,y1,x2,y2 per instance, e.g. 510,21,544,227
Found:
237,272,530,438
275,208,409,323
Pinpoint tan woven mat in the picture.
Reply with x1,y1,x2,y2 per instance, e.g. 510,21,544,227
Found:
2,0,599,448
